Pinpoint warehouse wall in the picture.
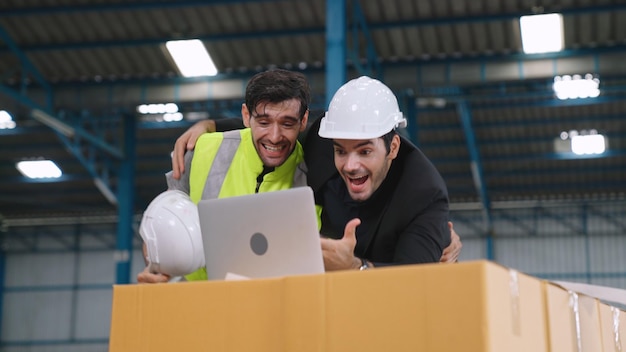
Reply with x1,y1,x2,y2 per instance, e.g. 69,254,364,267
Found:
0,224,145,352
451,201,626,289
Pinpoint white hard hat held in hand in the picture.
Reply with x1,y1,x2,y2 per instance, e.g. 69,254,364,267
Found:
318,76,407,140
139,190,205,277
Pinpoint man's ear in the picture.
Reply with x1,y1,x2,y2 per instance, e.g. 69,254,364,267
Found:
299,109,309,132
388,134,401,160
242,103,251,128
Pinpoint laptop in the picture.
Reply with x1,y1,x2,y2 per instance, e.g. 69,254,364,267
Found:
197,187,325,280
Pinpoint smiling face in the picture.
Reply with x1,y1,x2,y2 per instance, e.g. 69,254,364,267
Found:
332,134,400,202
242,99,308,168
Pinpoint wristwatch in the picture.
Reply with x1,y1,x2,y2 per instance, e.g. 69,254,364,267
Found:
359,258,371,271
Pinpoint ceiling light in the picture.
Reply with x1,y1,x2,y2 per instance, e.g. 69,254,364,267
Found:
0,110,16,129
571,134,606,155
166,39,218,77
137,103,179,114
16,160,63,179
554,129,607,156
163,112,183,122
520,13,564,54
553,74,600,100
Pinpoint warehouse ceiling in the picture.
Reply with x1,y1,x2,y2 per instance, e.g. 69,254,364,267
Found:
0,0,625,222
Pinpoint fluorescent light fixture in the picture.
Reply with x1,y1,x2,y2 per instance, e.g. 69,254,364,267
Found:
555,129,607,155
571,134,606,155
16,160,63,179
520,13,564,54
137,103,179,114
0,110,16,129
137,103,183,122
163,112,183,122
166,39,218,77
553,74,600,100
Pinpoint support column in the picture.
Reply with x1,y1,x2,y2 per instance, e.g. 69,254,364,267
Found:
325,0,346,107
0,250,5,341
115,114,136,284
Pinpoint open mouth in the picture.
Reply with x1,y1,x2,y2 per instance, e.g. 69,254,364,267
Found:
262,143,286,153
349,175,368,186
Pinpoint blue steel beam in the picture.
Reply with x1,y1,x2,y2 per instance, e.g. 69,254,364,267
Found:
0,23,124,204
8,27,323,53
0,85,123,159
367,4,626,38
497,211,538,236
115,114,136,284
0,84,121,204
0,198,105,215
456,101,492,234
487,181,626,193
0,0,297,17
587,207,626,232
415,94,626,114
0,250,4,342
349,0,380,78
428,149,626,166
0,24,51,102
420,73,626,97
0,338,109,348
0,22,122,158
421,117,625,138
1,1,622,19
418,83,576,102
325,0,346,108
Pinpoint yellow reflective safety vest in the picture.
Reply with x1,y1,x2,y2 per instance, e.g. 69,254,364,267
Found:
185,128,308,280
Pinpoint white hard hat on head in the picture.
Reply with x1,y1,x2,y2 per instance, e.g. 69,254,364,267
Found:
139,190,205,277
318,76,407,139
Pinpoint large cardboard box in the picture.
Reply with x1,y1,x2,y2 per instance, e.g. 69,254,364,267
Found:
109,260,547,352
549,280,626,352
543,282,603,352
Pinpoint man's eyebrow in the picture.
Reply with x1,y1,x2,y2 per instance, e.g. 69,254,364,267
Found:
251,114,299,122
281,115,300,122
332,140,373,148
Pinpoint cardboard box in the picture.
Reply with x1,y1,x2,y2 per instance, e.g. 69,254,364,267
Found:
598,302,625,352
109,260,547,352
548,279,626,352
543,282,603,352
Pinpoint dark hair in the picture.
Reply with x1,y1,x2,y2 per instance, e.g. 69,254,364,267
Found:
245,69,310,120
381,129,397,155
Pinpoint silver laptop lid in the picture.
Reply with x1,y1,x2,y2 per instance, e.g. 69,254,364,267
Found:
197,187,324,280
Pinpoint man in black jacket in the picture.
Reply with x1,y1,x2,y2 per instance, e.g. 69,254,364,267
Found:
309,76,450,269
171,75,460,269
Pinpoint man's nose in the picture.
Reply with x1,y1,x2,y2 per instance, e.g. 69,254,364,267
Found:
267,124,281,142
344,153,360,171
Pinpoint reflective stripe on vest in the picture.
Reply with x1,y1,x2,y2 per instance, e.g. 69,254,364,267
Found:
202,130,241,200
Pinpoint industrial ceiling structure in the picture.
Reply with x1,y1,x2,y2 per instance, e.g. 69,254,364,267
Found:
0,0,625,231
